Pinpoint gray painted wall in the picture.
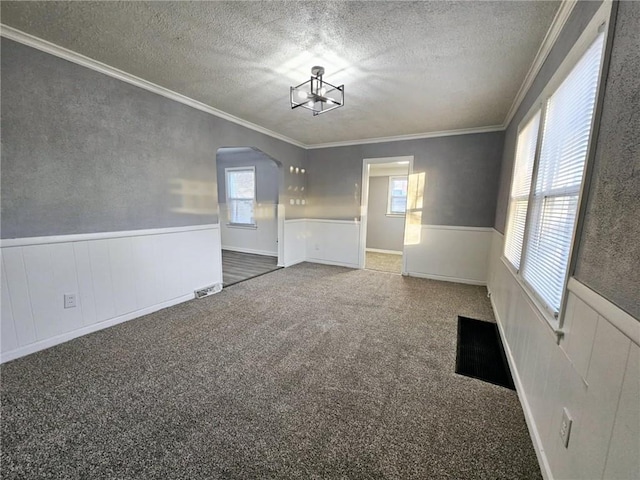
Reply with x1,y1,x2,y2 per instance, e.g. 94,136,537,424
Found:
574,1,640,319
306,131,504,227
216,148,279,204
1,39,306,239
493,1,602,233
366,176,405,252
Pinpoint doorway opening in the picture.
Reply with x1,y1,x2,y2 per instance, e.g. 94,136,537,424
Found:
359,156,413,274
216,147,283,287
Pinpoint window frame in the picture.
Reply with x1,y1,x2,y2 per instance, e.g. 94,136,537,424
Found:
387,175,408,216
225,166,257,227
501,3,611,332
503,108,543,272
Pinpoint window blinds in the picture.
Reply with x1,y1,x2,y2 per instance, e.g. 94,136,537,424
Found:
522,32,605,314
388,176,408,214
226,168,256,225
504,111,541,270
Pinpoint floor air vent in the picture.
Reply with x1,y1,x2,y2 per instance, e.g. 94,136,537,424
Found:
195,284,222,299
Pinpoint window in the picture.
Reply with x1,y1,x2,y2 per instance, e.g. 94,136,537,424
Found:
503,31,605,317
225,167,256,226
387,176,408,215
504,111,541,270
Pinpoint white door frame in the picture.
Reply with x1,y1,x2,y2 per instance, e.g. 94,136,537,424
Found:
359,156,414,273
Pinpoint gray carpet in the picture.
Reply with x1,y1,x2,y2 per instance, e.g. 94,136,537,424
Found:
1,263,541,479
222,249,280,286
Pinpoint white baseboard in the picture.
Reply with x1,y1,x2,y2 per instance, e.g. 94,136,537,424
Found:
1,293,196,363
283,258,305,268
222,246,277,257
406,271,487,286
366,248,403,255
490,294,553,480
306,258,359,269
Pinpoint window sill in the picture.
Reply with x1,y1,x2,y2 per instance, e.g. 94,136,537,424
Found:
500,256,563,342
226,223,257,230
385,213,406,218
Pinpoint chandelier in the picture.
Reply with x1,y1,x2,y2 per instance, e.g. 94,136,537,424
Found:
290,66,344,116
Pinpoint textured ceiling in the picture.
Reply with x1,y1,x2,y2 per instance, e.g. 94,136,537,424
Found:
1,1,560,146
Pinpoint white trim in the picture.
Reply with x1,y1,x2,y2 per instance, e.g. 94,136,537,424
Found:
307,125,504,149
500,255,562,337
0,224,219,248
567,278,639,346
0,293,195,364
225,223,258,230
405,271,486,286
503,0,578,127
0,25,306,149
0,3,601,152
283,218,307,224
365,248,402,255
277,204,285,267
221,246,277,258
360,156,414,273
421,225,494,232
305,219,360,225
489,294,553,480
305,258,359,269
0,25,509,150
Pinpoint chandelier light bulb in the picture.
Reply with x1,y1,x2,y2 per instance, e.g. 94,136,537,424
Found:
290,65,343,116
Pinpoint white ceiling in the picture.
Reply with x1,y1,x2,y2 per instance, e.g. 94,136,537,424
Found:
1,1,561,146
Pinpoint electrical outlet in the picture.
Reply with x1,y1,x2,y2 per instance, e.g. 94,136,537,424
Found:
560,407,572,448
64,293,77,309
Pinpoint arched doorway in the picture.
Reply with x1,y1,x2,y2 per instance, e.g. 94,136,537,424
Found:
216,147,283,286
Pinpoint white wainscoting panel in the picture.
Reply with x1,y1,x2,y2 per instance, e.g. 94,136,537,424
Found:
488,230,640,480
0,225,222,363
305,219,360,268
404,225,493,285
219,203,278,256
283,219,307,267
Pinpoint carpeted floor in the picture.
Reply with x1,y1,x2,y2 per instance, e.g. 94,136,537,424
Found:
365,251,403,273
1,263,541,479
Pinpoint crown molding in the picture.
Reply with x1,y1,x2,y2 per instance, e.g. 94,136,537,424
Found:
502,0,578,128
306,125,505,150
0,24,307,149
6,15,580,152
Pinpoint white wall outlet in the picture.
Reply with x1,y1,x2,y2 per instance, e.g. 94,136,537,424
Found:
63,293,77,309
560,407,573,448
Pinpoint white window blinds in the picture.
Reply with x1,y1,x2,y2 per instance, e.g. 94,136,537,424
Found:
522,32,605,314
504,111,541,270
226,167,256,225
388,176,408,214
